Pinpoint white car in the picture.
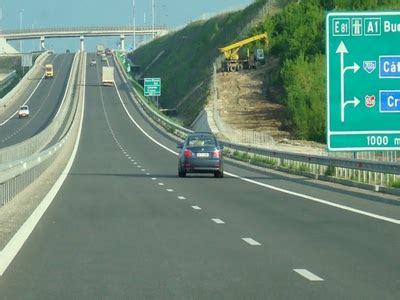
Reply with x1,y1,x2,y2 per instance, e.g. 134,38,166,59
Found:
18,105,30,119
90,59,96,66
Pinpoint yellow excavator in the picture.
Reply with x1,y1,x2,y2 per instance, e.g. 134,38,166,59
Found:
219,32,268,72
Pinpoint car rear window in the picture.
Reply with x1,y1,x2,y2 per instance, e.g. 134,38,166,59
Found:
187,136,216,147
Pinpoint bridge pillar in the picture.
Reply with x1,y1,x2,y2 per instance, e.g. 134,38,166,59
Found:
80,35,85,52
120,34,125,52
40,36,45,51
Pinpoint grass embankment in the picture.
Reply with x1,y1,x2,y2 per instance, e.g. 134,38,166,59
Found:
128,0,268,126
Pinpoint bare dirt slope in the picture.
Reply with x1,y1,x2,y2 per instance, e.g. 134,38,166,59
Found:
214,63,326,155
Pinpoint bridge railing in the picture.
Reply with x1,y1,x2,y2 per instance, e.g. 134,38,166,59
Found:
113,53,400,194
0,53,86,206
1,26,169,36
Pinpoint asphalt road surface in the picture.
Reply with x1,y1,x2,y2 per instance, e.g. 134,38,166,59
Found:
0,54,399,299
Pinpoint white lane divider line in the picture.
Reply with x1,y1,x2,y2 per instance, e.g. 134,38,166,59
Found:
178,196,186,200
167,189,174,192
146,173,150,176
293,269,324,281
138,165,142,168
134,162,137,165
151,178,157,180
242,238,261,246
141,169,146,172
212,218,225,224
192,206,202,210
158,183,164,186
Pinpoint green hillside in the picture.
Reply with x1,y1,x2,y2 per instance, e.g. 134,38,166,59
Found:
128,0,269,125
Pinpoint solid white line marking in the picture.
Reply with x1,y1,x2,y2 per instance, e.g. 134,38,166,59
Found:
167,189,174,192
212,218,225,224
242,238,261,246
178,196,186,200
0,53,86,276
293,269,324,281
113,60,400,225
226,172,400,225
192,206,202,210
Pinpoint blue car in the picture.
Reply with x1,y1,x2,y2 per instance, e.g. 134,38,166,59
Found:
177,132,224,178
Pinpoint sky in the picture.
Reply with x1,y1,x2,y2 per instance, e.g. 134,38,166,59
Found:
0,0,254,52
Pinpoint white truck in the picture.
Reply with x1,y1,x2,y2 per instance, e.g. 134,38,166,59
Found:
96,44,105,56
102,66,114,86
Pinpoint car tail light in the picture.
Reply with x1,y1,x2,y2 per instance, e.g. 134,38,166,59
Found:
213,150,221,158
184,149,193,158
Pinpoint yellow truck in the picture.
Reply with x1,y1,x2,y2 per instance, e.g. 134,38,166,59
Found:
45,64,54,78
219,33,268,72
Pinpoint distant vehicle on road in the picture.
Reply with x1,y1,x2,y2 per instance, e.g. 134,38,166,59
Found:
90,59,96,66
105,48,112,55
102,66,114,86
18,105,30,119
66,49,70,53
101,53,107,62
177,132,224,178
45,64,54,78
96,44,105,56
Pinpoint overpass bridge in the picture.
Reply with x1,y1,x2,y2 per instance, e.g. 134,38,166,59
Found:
0,25,169,52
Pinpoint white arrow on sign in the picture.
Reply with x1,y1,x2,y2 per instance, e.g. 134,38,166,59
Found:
337,41,360,123
344,96,360,108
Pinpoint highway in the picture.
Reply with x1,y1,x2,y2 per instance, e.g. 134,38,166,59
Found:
0,54,399,299
0,53,74,148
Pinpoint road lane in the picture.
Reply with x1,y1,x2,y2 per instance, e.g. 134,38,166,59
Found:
0,53,74,148
0,54,399,299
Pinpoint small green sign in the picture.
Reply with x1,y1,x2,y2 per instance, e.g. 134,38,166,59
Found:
144,78,161,97
326,12,400,151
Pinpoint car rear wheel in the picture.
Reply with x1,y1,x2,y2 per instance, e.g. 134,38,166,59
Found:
178,169,186,177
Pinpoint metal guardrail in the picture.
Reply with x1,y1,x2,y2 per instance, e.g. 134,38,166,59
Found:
0,52,86,206
114,53,400,187
0,51,50,110
0,52,80,164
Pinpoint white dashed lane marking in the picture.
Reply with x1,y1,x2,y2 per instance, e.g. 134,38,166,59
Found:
178,196,186,200
212,218,225,224
151,178,157,180
167,189,174,192
192,206,202,210
293,269,324,281
158,183,164,186
242,238,261,246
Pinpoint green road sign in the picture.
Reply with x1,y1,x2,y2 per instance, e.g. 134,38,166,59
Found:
327,12,400,151
144,78,161,97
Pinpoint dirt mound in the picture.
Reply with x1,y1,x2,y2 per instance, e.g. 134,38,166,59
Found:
214,62,326,155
